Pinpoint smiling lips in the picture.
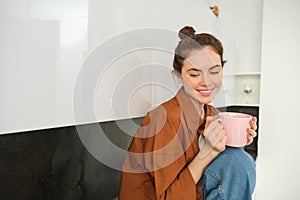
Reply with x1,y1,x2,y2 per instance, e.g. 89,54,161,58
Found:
197,89,212,97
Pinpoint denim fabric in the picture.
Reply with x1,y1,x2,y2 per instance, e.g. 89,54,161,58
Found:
200,147,256,200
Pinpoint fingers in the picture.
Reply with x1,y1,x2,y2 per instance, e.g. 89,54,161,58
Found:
219,130,227,143
246,116,257,145
206,115,222,125
247,135,253,145
199,129,226,159
247,128,257,145
249,116,257,131
203,120,223,143
201,115,226,156
248,128,257,138
212,132,227,152
203,117,222,137
217,130,227,147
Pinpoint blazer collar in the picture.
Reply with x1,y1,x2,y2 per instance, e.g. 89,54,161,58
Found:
175,87,216,134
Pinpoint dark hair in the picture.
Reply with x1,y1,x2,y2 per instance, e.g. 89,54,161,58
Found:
173,26,226,73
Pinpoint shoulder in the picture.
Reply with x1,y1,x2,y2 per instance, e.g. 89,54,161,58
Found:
152,96,181,120
140,96,182,130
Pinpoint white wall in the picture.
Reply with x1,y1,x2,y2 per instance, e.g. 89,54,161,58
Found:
86,0,235,125
217,0,263,73
257,0,300,199
0,18,59,133
1,0,237,134
0,0,88,134
216,0,263,106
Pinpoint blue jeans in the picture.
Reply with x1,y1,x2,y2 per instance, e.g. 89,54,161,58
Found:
200,147,256,200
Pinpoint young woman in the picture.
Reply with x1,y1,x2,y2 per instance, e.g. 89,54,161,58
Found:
119,26,257,200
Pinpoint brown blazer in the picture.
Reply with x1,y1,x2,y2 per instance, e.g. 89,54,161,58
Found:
119,87,219,200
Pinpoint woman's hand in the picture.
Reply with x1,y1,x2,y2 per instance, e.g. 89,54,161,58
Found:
246,116,257,145
189,116,227,183
198,116,227,159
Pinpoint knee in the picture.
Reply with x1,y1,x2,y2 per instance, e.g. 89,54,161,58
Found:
218,147,255,174
224,147,256,175
202,147,256,200
220,147,255,165
206,147,256,189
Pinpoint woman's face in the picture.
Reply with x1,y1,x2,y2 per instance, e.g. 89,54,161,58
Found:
179,46,223,106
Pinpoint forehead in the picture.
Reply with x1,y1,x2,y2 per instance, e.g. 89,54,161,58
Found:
184,47,221,69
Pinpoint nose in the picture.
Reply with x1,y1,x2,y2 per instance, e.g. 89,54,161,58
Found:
199,72,209,87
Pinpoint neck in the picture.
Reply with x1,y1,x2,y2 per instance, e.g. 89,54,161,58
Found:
189,97,204,118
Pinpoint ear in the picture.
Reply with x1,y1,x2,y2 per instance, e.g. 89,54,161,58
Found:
172,70,183,88
172,70,182,83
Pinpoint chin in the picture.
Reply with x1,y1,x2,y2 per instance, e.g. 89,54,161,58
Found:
200,100,212,105
199,96,214,104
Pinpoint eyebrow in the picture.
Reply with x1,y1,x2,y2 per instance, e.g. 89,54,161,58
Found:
186,65,221,72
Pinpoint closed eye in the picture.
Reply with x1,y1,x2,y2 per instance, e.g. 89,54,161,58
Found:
209,65,222,74
189,73,201,77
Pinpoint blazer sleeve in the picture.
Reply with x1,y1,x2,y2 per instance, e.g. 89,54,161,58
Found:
152,104,219,199
120,106,199,200
151,115,197,200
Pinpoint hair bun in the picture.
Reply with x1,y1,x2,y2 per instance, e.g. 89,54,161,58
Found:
178,26,196,40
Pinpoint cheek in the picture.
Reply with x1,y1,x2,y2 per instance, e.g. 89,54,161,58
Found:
213,75,223,86
216,79,223,87
210,76,223,95
187,79,199,88
182,76,197,88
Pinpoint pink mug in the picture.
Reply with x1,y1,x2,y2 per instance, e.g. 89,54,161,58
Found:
218,112,252,147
